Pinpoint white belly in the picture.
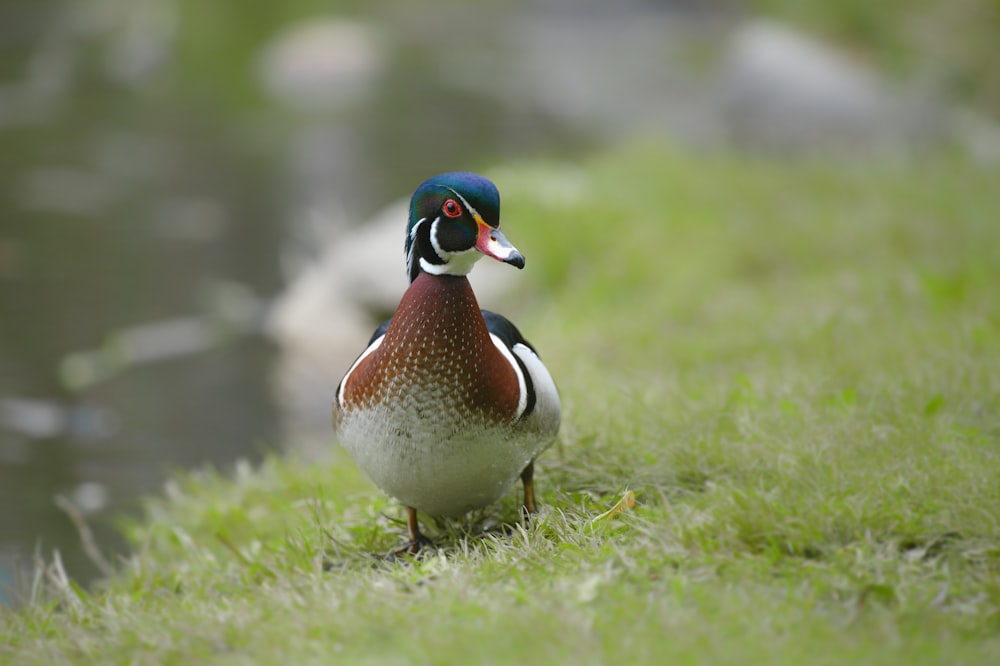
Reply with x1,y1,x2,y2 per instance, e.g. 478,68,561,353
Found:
338,403,550,516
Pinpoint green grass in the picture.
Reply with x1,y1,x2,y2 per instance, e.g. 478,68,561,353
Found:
3,142,1000,664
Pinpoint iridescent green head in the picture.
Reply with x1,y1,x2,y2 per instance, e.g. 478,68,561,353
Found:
405,172,523,283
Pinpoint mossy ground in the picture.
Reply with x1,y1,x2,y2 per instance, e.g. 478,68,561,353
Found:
3,142,999,664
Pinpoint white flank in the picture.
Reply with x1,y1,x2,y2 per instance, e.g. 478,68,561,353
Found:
513,342,561,418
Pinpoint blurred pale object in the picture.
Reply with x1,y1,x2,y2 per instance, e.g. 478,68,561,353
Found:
257,18,387,111
102,0,177,86
69,481,111,515
722,20,903,151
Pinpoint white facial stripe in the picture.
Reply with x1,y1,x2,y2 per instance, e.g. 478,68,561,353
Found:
429,217,445,260
410,218,426,240
444,187,486,227
426,208,488,276
490,333,528,419
337,334,385,408
406,218,427,274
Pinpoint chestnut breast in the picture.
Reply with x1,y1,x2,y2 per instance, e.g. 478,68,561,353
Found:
340,273,521,423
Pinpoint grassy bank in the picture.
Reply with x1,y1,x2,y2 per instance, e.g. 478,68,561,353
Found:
3,143,999,664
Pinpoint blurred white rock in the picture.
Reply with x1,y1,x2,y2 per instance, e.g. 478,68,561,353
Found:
70,481,111,515
257,18,387,112
103,0,177,87
721,20,907,151
948,106,1000,166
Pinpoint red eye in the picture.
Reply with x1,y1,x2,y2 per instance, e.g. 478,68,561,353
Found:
442,199,462,218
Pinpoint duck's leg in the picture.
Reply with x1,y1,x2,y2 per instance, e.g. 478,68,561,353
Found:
400,506,432,554
520,461,536,514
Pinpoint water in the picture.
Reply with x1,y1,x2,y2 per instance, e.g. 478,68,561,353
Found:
0,0,294,594
0,0,743,601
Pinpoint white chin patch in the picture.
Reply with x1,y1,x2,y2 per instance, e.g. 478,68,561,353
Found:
420,250,482,276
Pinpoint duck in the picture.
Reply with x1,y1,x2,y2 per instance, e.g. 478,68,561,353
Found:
333,172,560,552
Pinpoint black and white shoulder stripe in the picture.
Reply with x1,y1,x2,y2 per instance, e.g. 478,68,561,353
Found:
482,310,560,423
336,317,391,409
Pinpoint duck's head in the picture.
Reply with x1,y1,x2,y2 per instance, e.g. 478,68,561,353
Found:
405,172,524,283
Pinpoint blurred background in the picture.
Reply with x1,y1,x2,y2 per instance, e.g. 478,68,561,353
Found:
1,0,998,602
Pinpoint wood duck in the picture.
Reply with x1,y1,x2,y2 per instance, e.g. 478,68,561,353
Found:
333,172,560,551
